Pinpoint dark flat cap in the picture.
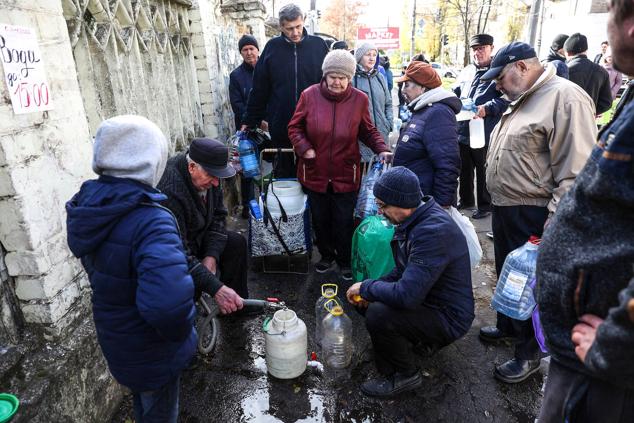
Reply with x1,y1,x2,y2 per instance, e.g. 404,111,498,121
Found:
188,138,236,178
563,33,588,55
470,34,494,47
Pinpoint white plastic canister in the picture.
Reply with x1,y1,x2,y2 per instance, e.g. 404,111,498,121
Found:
266,181,306,216
264,308,307,379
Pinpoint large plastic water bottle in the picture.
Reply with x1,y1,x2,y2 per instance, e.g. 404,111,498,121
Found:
314,284,342,346
469,117,486,148
321,299,353,369
263,308,307,379
354,161,383,218
491,236,540,320
238,135,260,178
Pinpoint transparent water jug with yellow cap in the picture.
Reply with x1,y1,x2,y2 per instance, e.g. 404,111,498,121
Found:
315,284,342,346
321,299,353,369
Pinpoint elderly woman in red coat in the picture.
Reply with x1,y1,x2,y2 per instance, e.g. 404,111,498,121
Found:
288,49,391,280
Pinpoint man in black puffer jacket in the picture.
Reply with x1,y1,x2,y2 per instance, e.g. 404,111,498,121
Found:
242,3,328,177
564,32,613,115
536,5,634,421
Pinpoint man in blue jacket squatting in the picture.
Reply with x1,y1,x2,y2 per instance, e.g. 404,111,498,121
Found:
346,167,475,397
66,115,196,422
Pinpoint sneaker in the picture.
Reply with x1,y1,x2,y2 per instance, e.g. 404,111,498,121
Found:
486,231,494,240
315,259,334,273
340,267,353,281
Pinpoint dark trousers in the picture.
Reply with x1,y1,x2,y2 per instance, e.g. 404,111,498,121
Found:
492,205,549,360
218,230,249,298
539,359,634,423
240,175,254,207
362,302,453,375
459,143,491,211
133,374,180,423
306,186,356,267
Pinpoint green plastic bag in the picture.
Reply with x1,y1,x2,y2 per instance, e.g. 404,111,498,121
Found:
351,215,396,283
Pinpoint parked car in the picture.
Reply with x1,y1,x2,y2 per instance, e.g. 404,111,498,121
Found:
431,62,458,78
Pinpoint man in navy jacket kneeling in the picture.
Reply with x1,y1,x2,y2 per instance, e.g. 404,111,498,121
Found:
347,166,474,398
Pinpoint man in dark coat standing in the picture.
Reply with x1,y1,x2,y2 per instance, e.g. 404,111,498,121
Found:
536,2,634,421
230,34,262,219
158,138,248,315
453,34,509,219
347,167,474,398
565,33,613,115
241,3,329,177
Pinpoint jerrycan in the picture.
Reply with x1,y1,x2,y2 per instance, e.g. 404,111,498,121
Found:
491,236,540,320
263,308,307,379
314,284,342,346
321,299,353,369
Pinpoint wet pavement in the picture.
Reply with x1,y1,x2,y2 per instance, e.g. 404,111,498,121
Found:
111,213,544,423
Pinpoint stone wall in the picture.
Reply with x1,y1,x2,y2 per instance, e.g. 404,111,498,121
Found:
0,0,95,340
191,0,266,140
0,0,268,419
63,0,204,152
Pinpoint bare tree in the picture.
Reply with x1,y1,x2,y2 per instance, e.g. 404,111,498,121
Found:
320,0,367,42
445,0,496,66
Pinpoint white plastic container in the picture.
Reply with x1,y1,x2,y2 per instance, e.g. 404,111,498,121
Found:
266,181,306,216
321,300,353,369
469,117,486,149
264,308,307,379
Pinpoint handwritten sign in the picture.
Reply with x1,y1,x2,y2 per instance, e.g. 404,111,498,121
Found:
357,27,400,50
0,24,53,114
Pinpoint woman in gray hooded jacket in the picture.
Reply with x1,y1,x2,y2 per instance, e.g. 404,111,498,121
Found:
353,42,393,162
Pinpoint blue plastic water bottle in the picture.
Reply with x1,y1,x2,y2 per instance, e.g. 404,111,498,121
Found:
239,136,260,178
249,199,263,221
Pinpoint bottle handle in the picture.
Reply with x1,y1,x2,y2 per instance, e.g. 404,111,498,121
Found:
321,283,338,297
323,298,342,315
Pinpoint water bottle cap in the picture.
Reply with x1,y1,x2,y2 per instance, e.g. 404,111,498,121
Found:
528,236,541,245
330,306,344,316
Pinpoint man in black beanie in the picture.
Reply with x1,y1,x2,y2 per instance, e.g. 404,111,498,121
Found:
564,32,613,114
346,166,474,398
543,33,569,78
230,34,263,218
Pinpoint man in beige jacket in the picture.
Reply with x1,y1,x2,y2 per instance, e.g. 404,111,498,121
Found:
477,42,596,384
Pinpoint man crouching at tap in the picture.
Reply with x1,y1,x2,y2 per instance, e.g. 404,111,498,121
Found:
346,166,474,397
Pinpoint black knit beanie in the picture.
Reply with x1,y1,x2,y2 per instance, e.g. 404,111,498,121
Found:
373,167,422,209
551,34,569,51
238,34,259,52
564,33,588,55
